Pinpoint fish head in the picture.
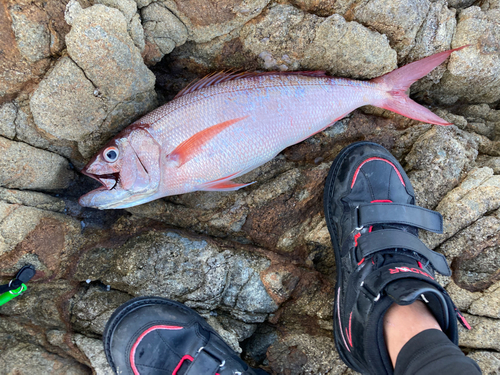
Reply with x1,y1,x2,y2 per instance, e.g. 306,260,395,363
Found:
79,127,161,209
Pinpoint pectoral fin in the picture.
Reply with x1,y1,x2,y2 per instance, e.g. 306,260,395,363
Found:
166,116,249,167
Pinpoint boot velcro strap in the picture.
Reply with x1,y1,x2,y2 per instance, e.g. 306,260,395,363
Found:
357,203,443,233
360,263,444,302
185,345,222,375
356,230,451,276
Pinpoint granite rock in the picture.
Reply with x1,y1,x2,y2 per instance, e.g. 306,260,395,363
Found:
141,2,188,63
426,7,500,104
467,351,500,375
0,187,65,212
159,0,271,43
0,102,18,139
406,126,478,209
459,313,500,351
74,230,278,323
0,136,74,191
0,0,69,102
267,333,347,375
350,0,430,61
421,168,500,249
30,57,108,142
63,3,157,158
0,341,89,375
469,281,500,319
170,4,396,79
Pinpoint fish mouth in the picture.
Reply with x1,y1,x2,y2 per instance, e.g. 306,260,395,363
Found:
82,170,119,191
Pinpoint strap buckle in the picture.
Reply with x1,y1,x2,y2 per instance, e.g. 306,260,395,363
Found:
185,345,226,375
354,206,363,231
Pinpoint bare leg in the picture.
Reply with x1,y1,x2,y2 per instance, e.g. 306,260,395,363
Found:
383,301,442,368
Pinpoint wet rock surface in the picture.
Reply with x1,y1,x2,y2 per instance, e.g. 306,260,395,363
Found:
0,1,499,374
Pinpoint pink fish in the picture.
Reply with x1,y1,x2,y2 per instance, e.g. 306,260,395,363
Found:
79,47,466,209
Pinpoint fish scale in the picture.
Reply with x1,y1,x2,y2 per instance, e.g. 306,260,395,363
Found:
79,47,467,209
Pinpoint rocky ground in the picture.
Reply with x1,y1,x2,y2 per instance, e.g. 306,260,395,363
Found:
1,0,500,374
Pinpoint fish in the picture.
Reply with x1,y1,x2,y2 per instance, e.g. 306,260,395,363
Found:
79,46,467,209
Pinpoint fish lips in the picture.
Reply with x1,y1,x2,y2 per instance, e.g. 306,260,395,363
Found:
79,169,122,208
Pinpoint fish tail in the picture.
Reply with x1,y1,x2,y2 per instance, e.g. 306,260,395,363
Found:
370,46,469,126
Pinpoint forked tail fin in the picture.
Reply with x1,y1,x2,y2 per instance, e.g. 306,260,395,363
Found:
371,46,469,126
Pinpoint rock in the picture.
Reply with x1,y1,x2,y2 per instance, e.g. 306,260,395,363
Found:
141,2,188,63
128,161,328,258
74,230,278,323
71,286,132,336
0,341,89,375
159,0,271,43
404,0,456,94
476,155,500,174
469,281,500,319
289,0,350,17
216,315,257,343
0,102,17,139
129,13,146,52
30,57,108,142
170,4,396,79
459,313,500,351
467,351,500,374
95,0,137,22
9,3,51,64
38,4,158,159
445,279,482,311
457,104,500,140
421,168,500,249
93,0,146,53
243,5,397,78
0,281,77,330
11,99,80,165
439,211,499,265
64,0,82,26
0,0,69,102
478,137,500,157
481,0,500,11
267,333,348,375
447,209,500,292
406,126,478,209
448,0,477,8
350,0,430,61
0,136,74,191
66,5,155,102
426,7,500,105
73,335,114,375
0,187,65,212
0,203,82,281
406,0,456,63
242,324,278,365
205,315,243,353
433,108,468,130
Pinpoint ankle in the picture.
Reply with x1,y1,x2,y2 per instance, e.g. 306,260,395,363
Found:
383,301,442,368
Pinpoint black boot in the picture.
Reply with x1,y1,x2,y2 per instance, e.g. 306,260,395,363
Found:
323,141,470,374
103,296,268,375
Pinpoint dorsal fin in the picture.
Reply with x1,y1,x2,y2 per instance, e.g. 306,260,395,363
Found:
174,70,329,99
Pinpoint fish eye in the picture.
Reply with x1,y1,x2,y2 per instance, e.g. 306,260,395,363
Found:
103,147,119,163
